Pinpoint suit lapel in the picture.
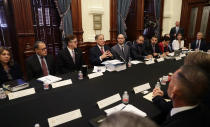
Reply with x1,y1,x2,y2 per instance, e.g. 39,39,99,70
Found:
34,55,43,74
64,48,75,64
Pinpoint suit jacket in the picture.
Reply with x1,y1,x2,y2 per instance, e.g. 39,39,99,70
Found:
0,63,22,86
145,41,162,56
161,105,210,127
130,43,148,60
89,45,113,66
26,54,56,80
56,48,84,74
111,44,130,62
191,39,207,51
169,27,184,41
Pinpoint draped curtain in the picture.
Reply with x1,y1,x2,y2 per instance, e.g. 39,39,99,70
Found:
117,0,132,37
55,0,73,48
154,0,161,37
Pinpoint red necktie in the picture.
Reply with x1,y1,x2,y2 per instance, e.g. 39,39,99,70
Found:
41,57,48,76
101,47,104,54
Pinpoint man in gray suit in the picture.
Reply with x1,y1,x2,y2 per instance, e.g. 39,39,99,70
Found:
111,34,130,62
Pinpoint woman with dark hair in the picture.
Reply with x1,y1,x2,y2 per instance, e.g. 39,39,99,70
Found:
158,36,170,56
0,47,22,86
172,33,185,50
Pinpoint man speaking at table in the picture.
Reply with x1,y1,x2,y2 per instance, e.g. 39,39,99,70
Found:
153,65,210,127
111,34,130,63
89,34,113,66
26,41,56,80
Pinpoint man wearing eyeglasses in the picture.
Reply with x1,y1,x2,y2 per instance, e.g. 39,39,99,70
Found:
26,41,56,80
56,35,84,74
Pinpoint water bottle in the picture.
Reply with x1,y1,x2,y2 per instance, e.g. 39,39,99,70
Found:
78,71,83,80
0,88,7,99
122,91,129,104
127,58,132,67
155,82,161,89
34,123,40,127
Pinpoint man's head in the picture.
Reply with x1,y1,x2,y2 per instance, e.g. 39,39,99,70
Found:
167,65,208,106
136,35,144,45
95,34,105,47
163,36,170,46
65,35,78,49
34,41,47,57
100,112,157,127
151,36,158,45
196,32,203,40
117,34,125,45
175,21,180,27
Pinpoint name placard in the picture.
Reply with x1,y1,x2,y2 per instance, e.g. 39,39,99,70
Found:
97,93,121,109
157,58,164,62
133,83,151,94
48,109,82,127
88,72,103,79
51,79,72,88
8,88,35,100
145,60,155,65
175,56,182,61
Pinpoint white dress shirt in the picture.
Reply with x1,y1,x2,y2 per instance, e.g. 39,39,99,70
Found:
67,47,75,58
172,40,184,50
170,105,198,116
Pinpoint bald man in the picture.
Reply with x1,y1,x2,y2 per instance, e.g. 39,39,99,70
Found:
169,21,184,42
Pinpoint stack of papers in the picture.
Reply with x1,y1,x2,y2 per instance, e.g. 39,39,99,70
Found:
131,60,143,65
102,60,124,65
104,103,147,117
37,75,62,84
93,66,106,73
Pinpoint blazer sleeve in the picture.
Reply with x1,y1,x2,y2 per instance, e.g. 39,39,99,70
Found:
152,96,173,114
56,51,68,74
89,47,102,66
25,59,34,81
130,45,145,60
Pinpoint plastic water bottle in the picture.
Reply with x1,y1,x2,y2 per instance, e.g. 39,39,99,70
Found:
34,123,40,127
155,82,161,89
78,71,83,80
0,88,6,99
122,91,129,104
128,58,132,67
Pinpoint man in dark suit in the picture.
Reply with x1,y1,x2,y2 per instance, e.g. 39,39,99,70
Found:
152,65,210,127
111,34,130,62
130,35,153,60
145,36,162,58
56,35,84,74
169,21,184,42
191,32,207,51
89,34,113,66
26,41,56,80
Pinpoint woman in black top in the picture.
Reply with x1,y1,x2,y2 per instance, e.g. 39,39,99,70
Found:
0,47,22,86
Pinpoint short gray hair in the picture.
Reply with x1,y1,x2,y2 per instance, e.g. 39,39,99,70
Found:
34,41,45,50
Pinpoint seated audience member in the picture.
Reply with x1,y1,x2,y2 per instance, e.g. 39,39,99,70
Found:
26,41,56,80
89,34,113,66
145,36,162,58
57,35,84,74
158,36,171,56
0,47,22,86
191,32,207,51
100,111,157,127
111,34,130,62
172,33,185,50
184,52,210,108
153,65,210,127
131,35,153,60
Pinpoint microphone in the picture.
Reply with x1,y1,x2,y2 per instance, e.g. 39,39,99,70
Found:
114,50,126,63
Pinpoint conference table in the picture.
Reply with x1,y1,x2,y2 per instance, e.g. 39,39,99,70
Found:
0,59,184,127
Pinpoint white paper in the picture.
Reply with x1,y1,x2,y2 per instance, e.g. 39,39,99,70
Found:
93,66,106,73
37,75,62,84
48,109,82,127
145,60,155,65
51,79,72,88
157,58,164,62
168,52,174,56
105,104,147,117
143,92,153,102
88,72,103,79
8,88,35,100
102,59,123,65
97,93,121,109
131,60,143,64
180,54,186,57
133,83,151,94
175,56,182,60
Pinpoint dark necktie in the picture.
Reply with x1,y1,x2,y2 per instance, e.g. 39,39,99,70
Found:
72,50,76,63
196,40,200,49
121,45,125,58
152,45,155,53
41,57,48,76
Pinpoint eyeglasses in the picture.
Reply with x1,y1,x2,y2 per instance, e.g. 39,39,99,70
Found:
38,47,47,51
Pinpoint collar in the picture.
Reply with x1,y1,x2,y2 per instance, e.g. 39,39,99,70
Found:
36,54,44,59
170,104,198,116
97,45,104,49
67,47,74,53
118,44,124,48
